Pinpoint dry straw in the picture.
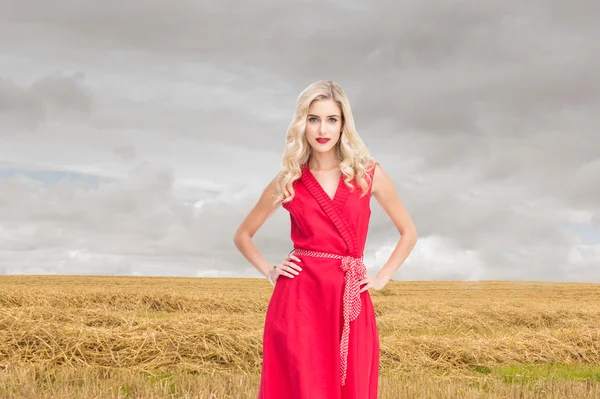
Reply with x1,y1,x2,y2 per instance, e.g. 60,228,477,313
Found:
1,276,599,398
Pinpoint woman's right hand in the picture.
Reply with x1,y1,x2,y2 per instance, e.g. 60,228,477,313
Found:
270,254,303,282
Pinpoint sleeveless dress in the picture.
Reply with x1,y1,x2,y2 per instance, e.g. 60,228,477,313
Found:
258,162,380,399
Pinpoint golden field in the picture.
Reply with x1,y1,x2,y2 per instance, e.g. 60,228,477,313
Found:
0,275,599,398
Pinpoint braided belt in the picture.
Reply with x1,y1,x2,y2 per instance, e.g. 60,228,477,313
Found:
289,248,367,386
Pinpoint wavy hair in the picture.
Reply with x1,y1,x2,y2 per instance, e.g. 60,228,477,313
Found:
273,80,376,206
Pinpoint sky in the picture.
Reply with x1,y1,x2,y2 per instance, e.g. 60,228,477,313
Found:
0,1,598,282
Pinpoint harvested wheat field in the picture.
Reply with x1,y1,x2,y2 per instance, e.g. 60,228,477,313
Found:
0,275,599,398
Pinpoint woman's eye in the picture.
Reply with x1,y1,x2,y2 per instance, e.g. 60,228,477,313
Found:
308,117,337,122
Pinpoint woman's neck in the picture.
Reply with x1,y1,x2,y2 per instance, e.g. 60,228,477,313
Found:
308,154,339,171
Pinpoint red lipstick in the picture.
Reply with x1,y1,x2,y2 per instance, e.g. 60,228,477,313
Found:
316,138,330,144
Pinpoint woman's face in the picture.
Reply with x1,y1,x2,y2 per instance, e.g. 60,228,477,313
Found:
305,98,343,155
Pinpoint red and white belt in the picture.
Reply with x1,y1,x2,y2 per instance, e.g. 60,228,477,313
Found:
289,248,367,387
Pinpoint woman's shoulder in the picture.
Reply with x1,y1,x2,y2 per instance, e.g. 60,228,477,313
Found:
365,160,380,195
366,159,379,177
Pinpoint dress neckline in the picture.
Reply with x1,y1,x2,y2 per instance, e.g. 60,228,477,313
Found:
303,164,344,202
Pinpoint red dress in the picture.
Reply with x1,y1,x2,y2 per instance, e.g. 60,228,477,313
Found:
258,163,380,399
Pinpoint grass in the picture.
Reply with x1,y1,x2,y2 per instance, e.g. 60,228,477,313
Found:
497,363,600,383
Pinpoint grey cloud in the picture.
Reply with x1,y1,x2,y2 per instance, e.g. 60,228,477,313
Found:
0,0,598,280
0,161,292,275
113,145,136,161
0,73,93,132
0,1,521,80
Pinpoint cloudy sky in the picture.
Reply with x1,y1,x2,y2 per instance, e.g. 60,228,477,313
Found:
0,1,598,282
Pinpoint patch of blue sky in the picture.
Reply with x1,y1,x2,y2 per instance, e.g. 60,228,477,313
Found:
569,223,600,245
0,169,100,188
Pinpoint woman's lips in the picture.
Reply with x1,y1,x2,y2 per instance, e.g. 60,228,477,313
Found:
316,138,330,144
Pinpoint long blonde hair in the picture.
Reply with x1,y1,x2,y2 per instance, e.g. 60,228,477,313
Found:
273,80,376,206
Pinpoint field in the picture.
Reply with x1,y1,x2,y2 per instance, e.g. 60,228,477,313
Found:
1,276,599,398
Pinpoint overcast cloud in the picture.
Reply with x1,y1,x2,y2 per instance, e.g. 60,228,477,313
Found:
0,0,598,282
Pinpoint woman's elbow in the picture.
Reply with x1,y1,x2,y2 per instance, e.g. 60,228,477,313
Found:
233,229,251,247
402,228,418,243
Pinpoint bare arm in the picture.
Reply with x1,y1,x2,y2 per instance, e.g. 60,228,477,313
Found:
371,163,418,282
233,174,281,277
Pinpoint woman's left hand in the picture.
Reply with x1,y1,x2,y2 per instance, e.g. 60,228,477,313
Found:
358,275,388,293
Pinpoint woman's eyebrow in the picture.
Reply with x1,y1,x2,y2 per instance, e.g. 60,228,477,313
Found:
307,114,340,118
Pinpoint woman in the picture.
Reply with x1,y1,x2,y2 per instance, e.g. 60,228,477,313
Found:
233,80,418,398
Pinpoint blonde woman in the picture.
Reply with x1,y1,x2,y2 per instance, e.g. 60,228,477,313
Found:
234,80,417,398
